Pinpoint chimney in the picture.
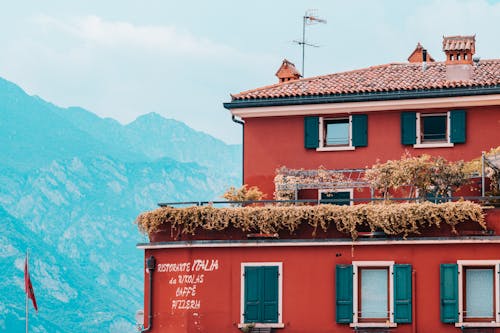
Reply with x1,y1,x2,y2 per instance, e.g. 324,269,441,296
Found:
442,35,475,65
275,59,301,83
443,35,476,81
408,42,435,63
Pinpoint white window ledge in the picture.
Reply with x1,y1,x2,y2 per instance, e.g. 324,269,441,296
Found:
455,322,500,328
316,146,355,152
350,322,397,328
413,142,454,149
238,323,285,329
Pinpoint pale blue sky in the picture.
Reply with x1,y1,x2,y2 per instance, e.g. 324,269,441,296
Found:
1,0,499,143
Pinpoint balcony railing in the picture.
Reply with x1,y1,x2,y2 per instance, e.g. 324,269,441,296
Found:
158,196,500,208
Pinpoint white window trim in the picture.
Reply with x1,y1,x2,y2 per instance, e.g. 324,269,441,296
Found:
455,260,500,327
414,111,454,148
318,188,354,206
239,262,284,329
350,261,396,328
317,116,355,151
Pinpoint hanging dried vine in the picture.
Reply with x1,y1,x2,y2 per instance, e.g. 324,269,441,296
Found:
136,201,485,240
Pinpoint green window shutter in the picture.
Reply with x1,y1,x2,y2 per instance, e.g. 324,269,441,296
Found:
304,116,319,149
261,266,279,323
394,264,412,323
352,114,368,147
440,264,459,323
401,112,416,145
244,266,279,324
244,267,261,323
450,110,466,143
336,264,353,323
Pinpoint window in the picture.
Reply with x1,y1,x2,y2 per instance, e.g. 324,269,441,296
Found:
319,189,353,206
359,267,389,321
304,115,367,151
420,113,447,142
464,267,494,321
324,118,350,146
416,112,451,147
319,116,353,150
336,261,412,328
240,263,284,329
440,261,500,327
401,110,466,148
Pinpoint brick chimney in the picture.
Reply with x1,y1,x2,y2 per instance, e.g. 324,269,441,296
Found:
408,43,435,63
276,59,301,83
442,35,475,64
443,35,475,81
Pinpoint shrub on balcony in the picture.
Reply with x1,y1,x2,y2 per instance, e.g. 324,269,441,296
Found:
136,201,485,240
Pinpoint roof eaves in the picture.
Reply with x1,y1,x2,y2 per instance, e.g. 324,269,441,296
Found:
223,84,500,110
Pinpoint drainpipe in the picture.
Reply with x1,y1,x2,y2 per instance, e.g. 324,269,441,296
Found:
481,151,485,198
412,270,416,333
232,115,245,186
142,255,156,332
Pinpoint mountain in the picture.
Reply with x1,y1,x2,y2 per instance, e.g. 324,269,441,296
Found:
125,113,241,175
0,77,241,332
51,106,240,176
0,78,145,171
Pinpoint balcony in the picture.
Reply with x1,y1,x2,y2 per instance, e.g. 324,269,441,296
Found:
136,196,500,244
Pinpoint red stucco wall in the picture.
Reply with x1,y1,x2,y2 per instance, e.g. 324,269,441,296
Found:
243,106,500,197
142,239,500,333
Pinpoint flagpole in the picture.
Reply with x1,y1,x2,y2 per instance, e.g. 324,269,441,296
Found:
26,250,29,333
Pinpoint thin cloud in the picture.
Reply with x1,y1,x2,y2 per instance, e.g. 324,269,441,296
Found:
33,14,235,57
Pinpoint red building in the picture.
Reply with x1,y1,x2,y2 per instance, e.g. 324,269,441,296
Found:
137,35,500,333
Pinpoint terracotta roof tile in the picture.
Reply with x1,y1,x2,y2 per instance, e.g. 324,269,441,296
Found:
442,35,475,51
231,60,500,100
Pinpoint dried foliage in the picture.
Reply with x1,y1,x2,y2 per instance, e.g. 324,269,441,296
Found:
136,201,485,240
222,184,265,204
464,146,500,194
364,153,467,200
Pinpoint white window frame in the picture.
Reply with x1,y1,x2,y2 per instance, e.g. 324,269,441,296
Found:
350,261,397,328
456,260,500,328
414,111,454,148
318,188,354,206
239,262,284,329
317,116,355,151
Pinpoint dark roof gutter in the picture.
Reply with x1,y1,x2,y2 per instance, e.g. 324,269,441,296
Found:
223,85,500,109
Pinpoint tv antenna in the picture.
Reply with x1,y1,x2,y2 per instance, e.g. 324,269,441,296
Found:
293,10,327,77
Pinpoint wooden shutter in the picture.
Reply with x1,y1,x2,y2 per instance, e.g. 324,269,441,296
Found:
244,266,261,323
394,264,412,323
244,266,279,323
304,116,319,149
261,266,279,323
440,264,459,323
336,264,353,323
450,110,466,143
401,112,416,145
352,114,368,147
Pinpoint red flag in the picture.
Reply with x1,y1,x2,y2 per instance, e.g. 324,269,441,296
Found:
24,256,38,312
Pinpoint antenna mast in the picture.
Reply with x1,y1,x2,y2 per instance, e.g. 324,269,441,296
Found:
293,10,326,77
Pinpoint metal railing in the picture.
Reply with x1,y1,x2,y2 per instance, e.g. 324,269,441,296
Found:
158,196,500,208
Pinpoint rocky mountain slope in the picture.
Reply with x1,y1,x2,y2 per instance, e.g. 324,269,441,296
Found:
0,77,241,332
